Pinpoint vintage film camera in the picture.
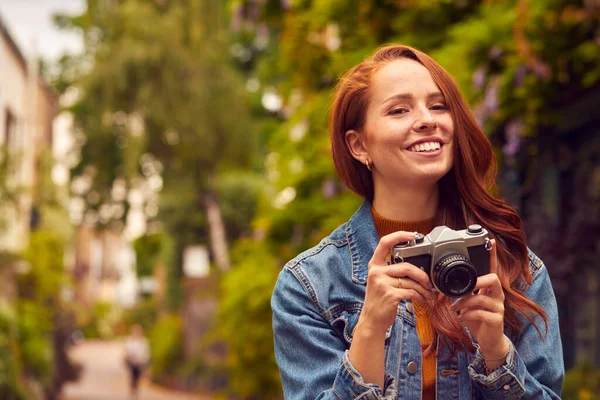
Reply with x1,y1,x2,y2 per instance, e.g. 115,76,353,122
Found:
390,225,492,298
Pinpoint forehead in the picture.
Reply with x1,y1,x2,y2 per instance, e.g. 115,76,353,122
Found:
369,58,439,102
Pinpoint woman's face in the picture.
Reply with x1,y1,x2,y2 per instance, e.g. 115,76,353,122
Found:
346,58,455,192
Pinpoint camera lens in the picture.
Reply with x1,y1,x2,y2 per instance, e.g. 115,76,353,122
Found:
431,254,477,297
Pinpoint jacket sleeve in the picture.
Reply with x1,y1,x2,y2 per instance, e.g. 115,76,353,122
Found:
271,266,398,400
468,253,564,399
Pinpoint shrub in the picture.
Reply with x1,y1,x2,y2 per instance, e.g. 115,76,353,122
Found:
149,314,183,380
0,303,30,400
562,362,600,400
215,239,282,398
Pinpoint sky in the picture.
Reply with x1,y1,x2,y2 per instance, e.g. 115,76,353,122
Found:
0,0,84,61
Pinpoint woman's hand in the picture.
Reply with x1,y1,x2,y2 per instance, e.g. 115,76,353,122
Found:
451,239,510,367
349,231,436,389
357,231,436,337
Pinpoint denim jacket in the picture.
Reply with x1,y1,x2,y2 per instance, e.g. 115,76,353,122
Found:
271,201,564,399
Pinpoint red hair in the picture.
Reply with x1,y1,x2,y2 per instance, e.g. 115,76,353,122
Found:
330,44,547,353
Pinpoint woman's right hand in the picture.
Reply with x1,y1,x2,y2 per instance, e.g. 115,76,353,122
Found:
349,231,436,389
357,231,436,337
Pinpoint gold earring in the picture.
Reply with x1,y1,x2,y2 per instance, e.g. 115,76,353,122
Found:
365,159,372,171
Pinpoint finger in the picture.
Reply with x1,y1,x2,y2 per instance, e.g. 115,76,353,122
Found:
384,263,433,290
489,239,498,275
385,275,436,301
451,292,504,314
371,231,416,266
392,286,428,304
474,273,504,298
458,309,504,327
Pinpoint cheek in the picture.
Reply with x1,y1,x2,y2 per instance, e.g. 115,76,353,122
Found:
366,124,400,149
445,141,455,166
441,117,455,136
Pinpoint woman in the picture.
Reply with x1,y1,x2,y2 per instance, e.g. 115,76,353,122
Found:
271,45,563,399
123,324,151,397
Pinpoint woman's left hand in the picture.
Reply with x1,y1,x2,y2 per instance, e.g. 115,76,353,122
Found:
450,239,509,362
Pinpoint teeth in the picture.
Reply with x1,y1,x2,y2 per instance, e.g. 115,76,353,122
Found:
409,141,441,152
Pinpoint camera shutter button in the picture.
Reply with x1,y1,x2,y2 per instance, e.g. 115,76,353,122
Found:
467,224,483,234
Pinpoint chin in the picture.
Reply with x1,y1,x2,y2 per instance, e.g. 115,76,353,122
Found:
416,166,452,182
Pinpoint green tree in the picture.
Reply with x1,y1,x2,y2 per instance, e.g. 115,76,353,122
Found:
54,0,261,287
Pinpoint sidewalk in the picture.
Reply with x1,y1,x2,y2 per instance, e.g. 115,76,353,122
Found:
60,340,208,400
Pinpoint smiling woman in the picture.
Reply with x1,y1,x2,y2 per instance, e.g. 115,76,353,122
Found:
271,44,564,399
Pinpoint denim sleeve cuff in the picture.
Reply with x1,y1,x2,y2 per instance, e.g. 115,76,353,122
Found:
468,337,526,398
331,351,398,400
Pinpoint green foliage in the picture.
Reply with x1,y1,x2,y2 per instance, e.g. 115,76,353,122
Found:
0,303,30,400
562,362,600,400
54,0,259,235
133,233,165,277
78,301,121,339
35,150,73,242
19,231,66,305
122,298,159,334
16,301,54,388
149,314,184,379
214,171,264,240
0,150,22,234
215,239,282,397
14,232,75,395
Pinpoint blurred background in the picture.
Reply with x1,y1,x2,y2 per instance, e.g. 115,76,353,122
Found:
0,0,598,399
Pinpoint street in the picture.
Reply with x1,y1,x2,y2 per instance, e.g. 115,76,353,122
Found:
60,340,207,400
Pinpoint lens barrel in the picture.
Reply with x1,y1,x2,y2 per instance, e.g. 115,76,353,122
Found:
431,254,477,297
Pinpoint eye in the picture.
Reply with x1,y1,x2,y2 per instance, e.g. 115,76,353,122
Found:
389,107,408,115
430,104,448,111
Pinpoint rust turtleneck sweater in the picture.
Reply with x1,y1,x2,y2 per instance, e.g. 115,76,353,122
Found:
371,206,436,400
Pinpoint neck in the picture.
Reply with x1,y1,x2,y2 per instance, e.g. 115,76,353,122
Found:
372,183,438,221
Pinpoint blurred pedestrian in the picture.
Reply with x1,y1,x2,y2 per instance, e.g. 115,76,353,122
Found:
123,324,150,398
271,44,564,399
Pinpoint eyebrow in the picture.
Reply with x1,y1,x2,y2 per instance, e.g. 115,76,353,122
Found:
382,91,445,105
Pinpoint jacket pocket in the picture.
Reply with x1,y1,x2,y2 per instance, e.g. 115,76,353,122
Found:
331,308,362,346
330,306,393,347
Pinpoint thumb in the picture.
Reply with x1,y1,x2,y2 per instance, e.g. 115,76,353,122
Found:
372,230,417,264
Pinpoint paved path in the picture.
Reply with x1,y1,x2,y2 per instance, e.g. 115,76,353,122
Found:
60,340,207,400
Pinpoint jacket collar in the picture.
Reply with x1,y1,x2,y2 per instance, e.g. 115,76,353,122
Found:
346,200,379,285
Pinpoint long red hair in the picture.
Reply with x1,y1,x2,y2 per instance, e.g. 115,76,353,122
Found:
330,44,547,353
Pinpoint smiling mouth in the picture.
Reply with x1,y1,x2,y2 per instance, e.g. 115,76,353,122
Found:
407,141,442,153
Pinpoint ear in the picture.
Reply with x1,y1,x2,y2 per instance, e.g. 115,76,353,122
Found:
345,129,369,163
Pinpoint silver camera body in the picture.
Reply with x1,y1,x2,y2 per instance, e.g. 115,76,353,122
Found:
390,225,491,298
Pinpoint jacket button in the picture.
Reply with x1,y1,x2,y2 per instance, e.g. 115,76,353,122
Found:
503,384,510,390
406,302,414,314
407,361,418,374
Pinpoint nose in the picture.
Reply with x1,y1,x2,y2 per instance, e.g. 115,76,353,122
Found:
413,109,438,131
